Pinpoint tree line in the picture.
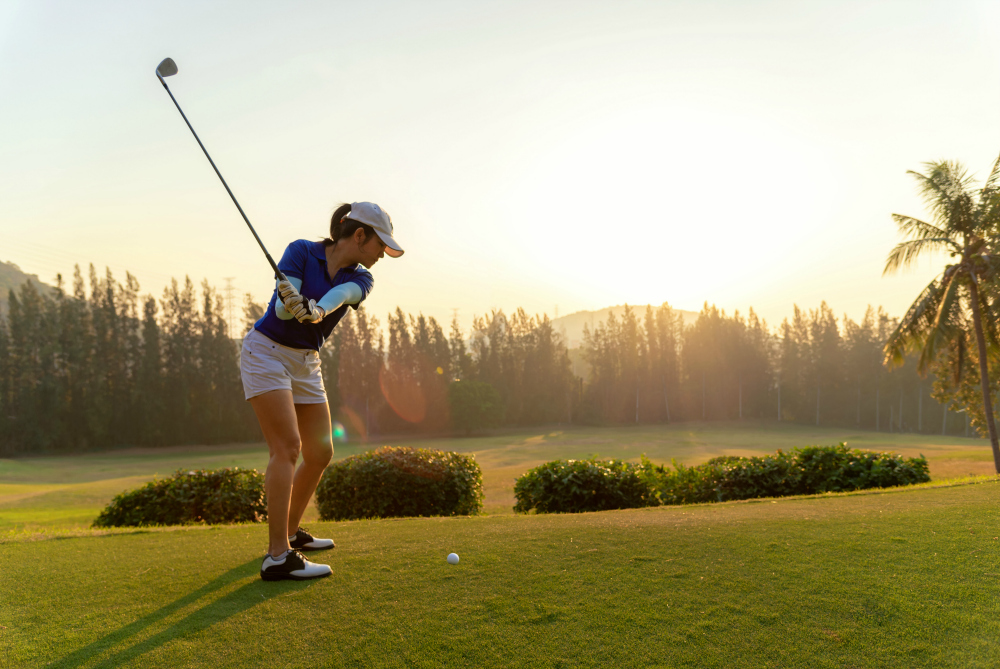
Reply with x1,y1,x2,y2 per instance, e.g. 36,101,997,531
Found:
0,265,986,456
320,305,574,440
579,301,971,434
0,266,256,455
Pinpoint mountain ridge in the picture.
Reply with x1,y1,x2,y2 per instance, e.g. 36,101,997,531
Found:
550,304,700,349
0,260,55,315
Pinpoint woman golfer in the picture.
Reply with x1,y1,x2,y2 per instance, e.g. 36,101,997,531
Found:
241,201,403,581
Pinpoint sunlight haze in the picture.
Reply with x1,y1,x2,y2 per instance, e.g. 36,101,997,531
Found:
2,0,999,331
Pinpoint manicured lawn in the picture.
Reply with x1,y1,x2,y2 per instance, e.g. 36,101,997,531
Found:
0,421,994,539
2,479,999,667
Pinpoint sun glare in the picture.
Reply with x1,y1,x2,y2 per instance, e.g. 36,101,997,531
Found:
507,106,836,310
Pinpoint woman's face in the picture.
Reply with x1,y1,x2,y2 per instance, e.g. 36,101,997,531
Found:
357,232,386,269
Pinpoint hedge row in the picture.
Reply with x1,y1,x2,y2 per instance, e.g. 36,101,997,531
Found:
315,446,484,520
93,447,484,527
512,458,657,514
93,468,266,527
94,444,923,525
512,444,930,514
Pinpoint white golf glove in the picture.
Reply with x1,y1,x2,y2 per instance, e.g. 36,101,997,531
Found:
277,278,300,305
277,279,310,318
282,292,311,321
294,299,326,324
277,278,325,323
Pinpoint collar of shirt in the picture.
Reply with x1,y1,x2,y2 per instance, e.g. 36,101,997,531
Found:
310,241,358,279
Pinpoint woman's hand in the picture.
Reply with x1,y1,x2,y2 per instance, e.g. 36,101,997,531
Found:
293,299,326,324
277,280,312,319
277,279,301,308
277,278,325,323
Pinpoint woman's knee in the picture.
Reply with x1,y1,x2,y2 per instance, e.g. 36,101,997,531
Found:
303,441,333,468
270,438,301,464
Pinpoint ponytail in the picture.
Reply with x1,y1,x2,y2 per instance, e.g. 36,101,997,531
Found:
324,202,377,247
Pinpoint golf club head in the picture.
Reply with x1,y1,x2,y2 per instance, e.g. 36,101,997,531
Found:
156,58,178,78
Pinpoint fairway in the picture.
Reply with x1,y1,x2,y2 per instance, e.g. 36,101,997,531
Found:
3,422,999,667
0,421,994,540
3,478,1000,667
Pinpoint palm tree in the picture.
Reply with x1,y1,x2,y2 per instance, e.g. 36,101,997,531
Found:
884,156,1000,473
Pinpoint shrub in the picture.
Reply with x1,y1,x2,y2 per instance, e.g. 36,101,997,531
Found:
512,444,931,514
513,459,659,514
650,443,930,505
449,380,504,434
92,468,266,528
315,446,483,521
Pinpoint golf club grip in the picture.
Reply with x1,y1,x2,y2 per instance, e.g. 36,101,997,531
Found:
158,78,285,282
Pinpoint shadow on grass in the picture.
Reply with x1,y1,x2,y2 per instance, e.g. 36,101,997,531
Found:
51,558,316,668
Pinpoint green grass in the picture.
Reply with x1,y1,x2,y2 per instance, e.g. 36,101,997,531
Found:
0,421,993,538
3,480,1000,667
3,421,1000,667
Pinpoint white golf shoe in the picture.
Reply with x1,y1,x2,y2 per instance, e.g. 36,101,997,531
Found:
288,527,335,552
260,549,332,581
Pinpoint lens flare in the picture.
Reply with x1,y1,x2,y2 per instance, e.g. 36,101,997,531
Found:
340,406,367,442
379,365,427,423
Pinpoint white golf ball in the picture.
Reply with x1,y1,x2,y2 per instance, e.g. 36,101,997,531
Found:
447,553,460,565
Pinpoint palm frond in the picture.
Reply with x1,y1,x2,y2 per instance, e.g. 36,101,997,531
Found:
981,247,1000,274
932,270,964,334
981,151,1000,200
975,157,1000,237
908,162,978,232
883,238,958,275
979,187,1000,237
891,214,953,241
913,272,966,373
884,275,947,367
919,302,967,374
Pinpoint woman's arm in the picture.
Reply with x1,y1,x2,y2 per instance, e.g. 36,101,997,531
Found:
274,277,303,320
278,280,363,323
273,241,311,320
289,283,365,324
316,283,363,313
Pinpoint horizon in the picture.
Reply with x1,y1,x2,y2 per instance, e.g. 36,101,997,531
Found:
2,1,999,332
0,256,907,343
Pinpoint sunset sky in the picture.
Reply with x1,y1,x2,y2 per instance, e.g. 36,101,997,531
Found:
2,0,999,332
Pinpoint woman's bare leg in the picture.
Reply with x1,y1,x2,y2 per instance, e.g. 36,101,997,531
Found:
249,389,300,557
288,402,334,534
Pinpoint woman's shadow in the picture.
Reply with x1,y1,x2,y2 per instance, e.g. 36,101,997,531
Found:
52,558,318,668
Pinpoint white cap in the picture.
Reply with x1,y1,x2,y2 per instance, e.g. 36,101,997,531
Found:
346,202,404,258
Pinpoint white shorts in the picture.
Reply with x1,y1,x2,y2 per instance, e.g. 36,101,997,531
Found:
240,328,327,404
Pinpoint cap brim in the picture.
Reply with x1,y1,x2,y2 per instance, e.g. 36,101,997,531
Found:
375,229,404,258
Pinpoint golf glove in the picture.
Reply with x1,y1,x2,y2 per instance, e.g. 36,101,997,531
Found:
281,290,324,323
283,293,309,320
277,279,311,318
294,299,326,324
277,279,300,304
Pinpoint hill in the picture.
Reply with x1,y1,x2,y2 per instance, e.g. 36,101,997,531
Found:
551,304,700,349
0,260,55,315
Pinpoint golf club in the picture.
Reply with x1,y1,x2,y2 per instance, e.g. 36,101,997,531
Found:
155,57,286,282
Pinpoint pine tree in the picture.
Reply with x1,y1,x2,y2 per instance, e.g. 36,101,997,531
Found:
449,314,472,382
136,296,164,445
0,308,9,453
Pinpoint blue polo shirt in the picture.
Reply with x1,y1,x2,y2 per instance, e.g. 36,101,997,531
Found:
254,240,374,350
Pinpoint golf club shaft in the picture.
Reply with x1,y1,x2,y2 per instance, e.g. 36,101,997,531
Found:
157,76,286,282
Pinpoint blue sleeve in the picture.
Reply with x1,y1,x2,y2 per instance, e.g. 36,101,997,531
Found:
347,269,374,311
276,240,309,280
